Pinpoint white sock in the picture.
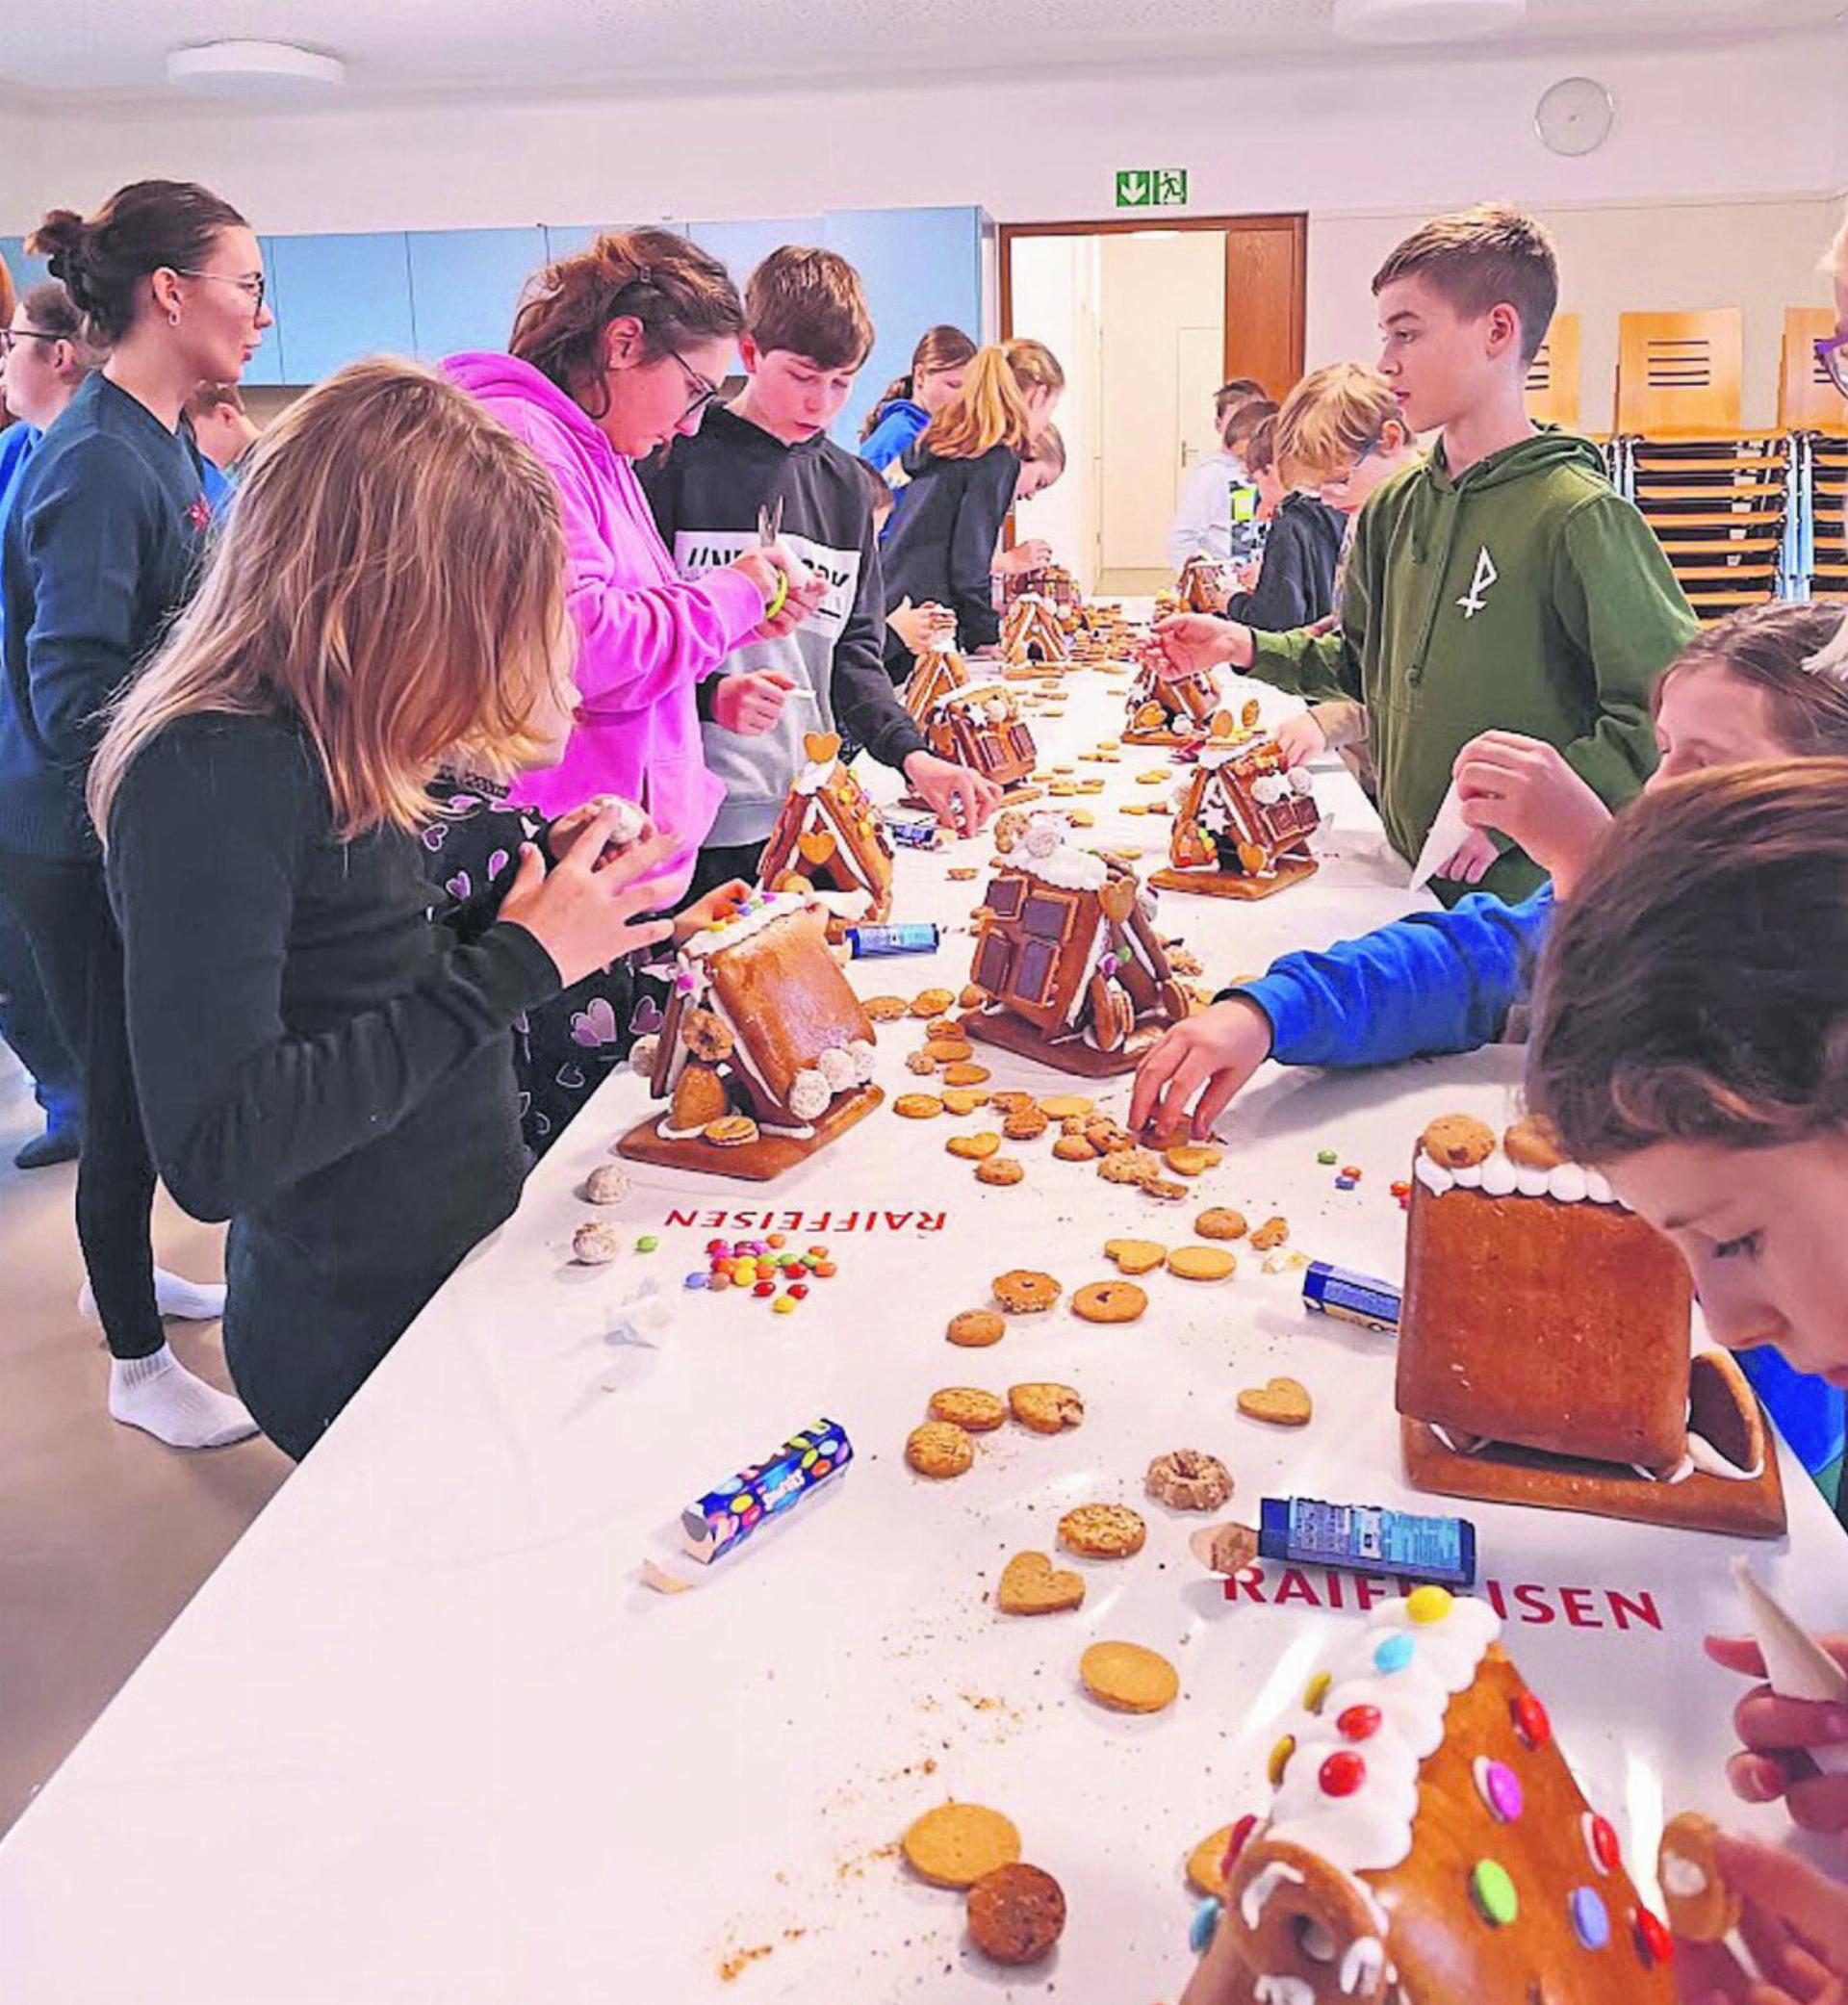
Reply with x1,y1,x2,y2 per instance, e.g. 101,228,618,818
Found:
79,1267,228,1324
107,1344,259,1450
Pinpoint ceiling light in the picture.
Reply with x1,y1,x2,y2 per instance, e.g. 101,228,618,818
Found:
167,41,346,94
1332,0,1527,43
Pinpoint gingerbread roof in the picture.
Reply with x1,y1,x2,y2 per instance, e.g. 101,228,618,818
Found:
1169,734,1319,872
900,640,971,728
756,733,894,920
1177,555,1235,613
1000,594,1070,666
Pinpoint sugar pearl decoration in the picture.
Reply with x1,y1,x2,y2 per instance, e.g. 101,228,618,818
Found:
787,1068,833,1122
582,1163,631,1206
571,1221,624,1266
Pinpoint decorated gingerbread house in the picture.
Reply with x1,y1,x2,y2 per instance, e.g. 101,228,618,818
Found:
1156,722,1320,899
1001,562,1083,625
618,890,882,1180
1191,1588,1677,2005
899,634,973,729
923,681,1040,792
1398,1115,1784,1536
1000,593,1071,671
756,732,893,936
962,813,1188,1075
1125,654,1222,745
1177,555,1237,614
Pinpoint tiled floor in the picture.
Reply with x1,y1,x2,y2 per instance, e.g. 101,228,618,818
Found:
0,1054,290,1838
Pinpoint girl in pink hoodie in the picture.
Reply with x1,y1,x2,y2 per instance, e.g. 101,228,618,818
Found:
448,229,820,903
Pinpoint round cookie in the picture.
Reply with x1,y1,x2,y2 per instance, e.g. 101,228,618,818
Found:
1059,1504,1146,1558
1072,1280,1147,1324
1099,1147,1162,1186
911,988,956,1018
1168,1245,1236,1282
925,1037,974,1065
1146,1449,1234,1510
1080,1640,1179,1712
1002,1106,1050,1142
1053,1134,1099,1162
901,1803,1022,1889
1194,1207,1248,1242
946,1130,1002,1160
1039,1094,1095,1121
864,995,910,1022
966,1863,1066,1966
947,1309,1006,1349
1009,1382,1085,1434
929,1387,1007,1432
1186,1825,1236,1898
976,1156,1025,1187
1503,1113,1567,1170
703,1115,759,1147
905,1049,941,1077
993,1270,1063,1314
1657,1811,1740,1942
906,1421,975,1478
1420,1112,1497,1170
1104,1238,1168,1275
942,1062,990,1088
894,1092,945,1119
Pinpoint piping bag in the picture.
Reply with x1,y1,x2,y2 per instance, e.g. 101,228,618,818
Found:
1408,780,1472,893
1732,1556,1848,1776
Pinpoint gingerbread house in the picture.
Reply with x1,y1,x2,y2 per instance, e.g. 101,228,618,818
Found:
756,731,893,937
618,891,883,1180
1398,1115,1784,1537
1000,593,1071,672
1124,654,1222,745
922,681,1040,794
1177,555,1236,614
1191,1589,1677,2005
899,633,973,728
1002,562,1083,625
1155,723,1320,900
961,813,1188,1076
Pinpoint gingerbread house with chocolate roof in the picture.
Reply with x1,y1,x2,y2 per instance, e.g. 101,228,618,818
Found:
1125,654,1223,745
1002,562,1083,625
617,890,883,1180
961,813,1188,1076
1398,1115,1784,1537
1000,593,1071,672
756,732,893,938
923,681,1040,793
1194,1588,1678,2005
1154,721,1320,900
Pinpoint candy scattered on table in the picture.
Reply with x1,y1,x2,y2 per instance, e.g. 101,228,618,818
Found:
1317,1148,1338,1166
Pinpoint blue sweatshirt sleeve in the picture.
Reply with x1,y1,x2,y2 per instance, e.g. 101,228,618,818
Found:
1231,885,1554,1068
860,406,921,474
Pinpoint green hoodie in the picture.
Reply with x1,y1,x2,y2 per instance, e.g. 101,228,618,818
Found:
1249,429,1697,906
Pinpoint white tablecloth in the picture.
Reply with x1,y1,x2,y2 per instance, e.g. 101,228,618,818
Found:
2,648,1841,2005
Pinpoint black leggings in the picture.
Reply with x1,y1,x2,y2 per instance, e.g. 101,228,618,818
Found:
0,850,165,1360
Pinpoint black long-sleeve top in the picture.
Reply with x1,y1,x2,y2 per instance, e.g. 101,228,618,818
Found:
1223,494,1346,634
880,440,1020,671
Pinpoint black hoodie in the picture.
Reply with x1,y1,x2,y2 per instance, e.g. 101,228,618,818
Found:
640,404,924,848
1223,493,1346,633
880,439,1021,672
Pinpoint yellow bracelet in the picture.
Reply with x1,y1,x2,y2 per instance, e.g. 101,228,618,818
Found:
763,571,789,621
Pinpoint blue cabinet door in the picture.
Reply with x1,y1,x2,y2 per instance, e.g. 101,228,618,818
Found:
406,227,546,361
822,207,988,447
542,221,688,264
0,237,52,294
268,232,415,383
687,217,823,292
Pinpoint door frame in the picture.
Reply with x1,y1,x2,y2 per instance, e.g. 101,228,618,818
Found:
997,213,1307,395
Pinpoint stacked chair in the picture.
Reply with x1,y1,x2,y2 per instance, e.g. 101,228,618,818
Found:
1780,305,1848,603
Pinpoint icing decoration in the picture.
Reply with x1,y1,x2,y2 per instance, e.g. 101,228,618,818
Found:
1320,1752,1366,1797
1189,1893,1222,1956
1010,815,1109,891
1658,1853,1707,1900
1302,1672,1332,1714
1406,1585,1453,1625
1240,1860,1306,1930
1512,1690,1552,1750
816,1044,857,1092
1415,1146,1625,1210
1222,1812,1260,1878
1373,1635,1415,1675
1474,1757,1524,1824
787,1068,832,1123
1337,1705,1381,1742
1252,1979,1316,2005
1300,1917,1338,1962
1270,1735,1297,1787
1584,1812,1620,1876
1339,1937,1387,1995
1631,1907,1673,1968
629,1035,659,1076
1470,1860,1518,1927
847,1039,877,1086
1571,1885,1611,1950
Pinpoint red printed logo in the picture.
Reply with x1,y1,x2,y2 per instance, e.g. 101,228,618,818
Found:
187,496,213,533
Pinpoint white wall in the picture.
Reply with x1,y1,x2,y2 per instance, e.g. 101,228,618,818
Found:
2,29,1841,234
1010,236,1101,591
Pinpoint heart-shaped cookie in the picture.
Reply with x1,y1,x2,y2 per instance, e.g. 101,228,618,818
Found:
804,730,842,765
1097,875,1137,924
1237,1377,1313,1427
997,1551,1086,1616
1104,1238,1167,1275
798,828,837,866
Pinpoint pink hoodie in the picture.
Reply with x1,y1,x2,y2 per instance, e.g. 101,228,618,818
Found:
444,352,765,899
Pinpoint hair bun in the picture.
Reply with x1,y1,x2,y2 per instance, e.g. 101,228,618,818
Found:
29,210,91,302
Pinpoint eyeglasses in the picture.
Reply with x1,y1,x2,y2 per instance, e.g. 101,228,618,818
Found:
660,342,722,423
0,328,60,358
1817,330,1848,398
173,269,268,314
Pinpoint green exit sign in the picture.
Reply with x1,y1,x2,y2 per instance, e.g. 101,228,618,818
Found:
1116,167,1189,209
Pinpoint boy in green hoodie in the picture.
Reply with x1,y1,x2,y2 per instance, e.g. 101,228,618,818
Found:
1152,204,1696,906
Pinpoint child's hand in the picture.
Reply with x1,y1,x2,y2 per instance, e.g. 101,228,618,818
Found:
671,878,753,944
1434,827,1500,886
903,751,1002,836
710,670,795,736
993,539,1053,577
546,795,652,866
1152,613,1250,674
1273,713,1327,769
496,807,679,988
1452,731,1613,895
1233,557,1261,594
735,542,828,641
1129,995,1273,1142
1706,1633,1848,1835
887,597,954,655
1671,1831,1848,2004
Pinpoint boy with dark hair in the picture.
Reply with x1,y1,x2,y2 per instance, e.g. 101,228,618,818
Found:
642,247,999,898
1154,202,1695,907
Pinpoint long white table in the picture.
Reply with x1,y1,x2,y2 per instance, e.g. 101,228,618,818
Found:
3,650,1842,2004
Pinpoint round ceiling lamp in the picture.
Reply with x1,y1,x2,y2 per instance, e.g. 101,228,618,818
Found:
1332,0,1528,43
167,41,346,94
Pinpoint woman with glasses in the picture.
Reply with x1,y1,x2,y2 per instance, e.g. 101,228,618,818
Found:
447,229,823,910
0,179,271,1449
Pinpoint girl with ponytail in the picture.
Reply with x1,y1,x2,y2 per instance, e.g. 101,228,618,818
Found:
858,323,976,472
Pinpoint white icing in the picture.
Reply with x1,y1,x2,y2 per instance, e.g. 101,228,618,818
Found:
1429,1426,1489,1456
1659,1852,1707,1898
1340,1939,1387,1996
1288,767,1315,797
1684,1428,1764,1483
1548,1163,1590,1203
680,891,817,963
1452,1163,1482,1189
787,1068,832,1123
791,757,837,797
1263,1595,1501,1879
1254,1980,1316,2005
1011,836,1108,891
1584,1169,1616,1204
1241,1861,1306,1930
1478,1155,1517,1198
1514,1165,1551,1198
1300,1919,1338,1963
1415,1143,1624,1208
1253,773,1291,807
